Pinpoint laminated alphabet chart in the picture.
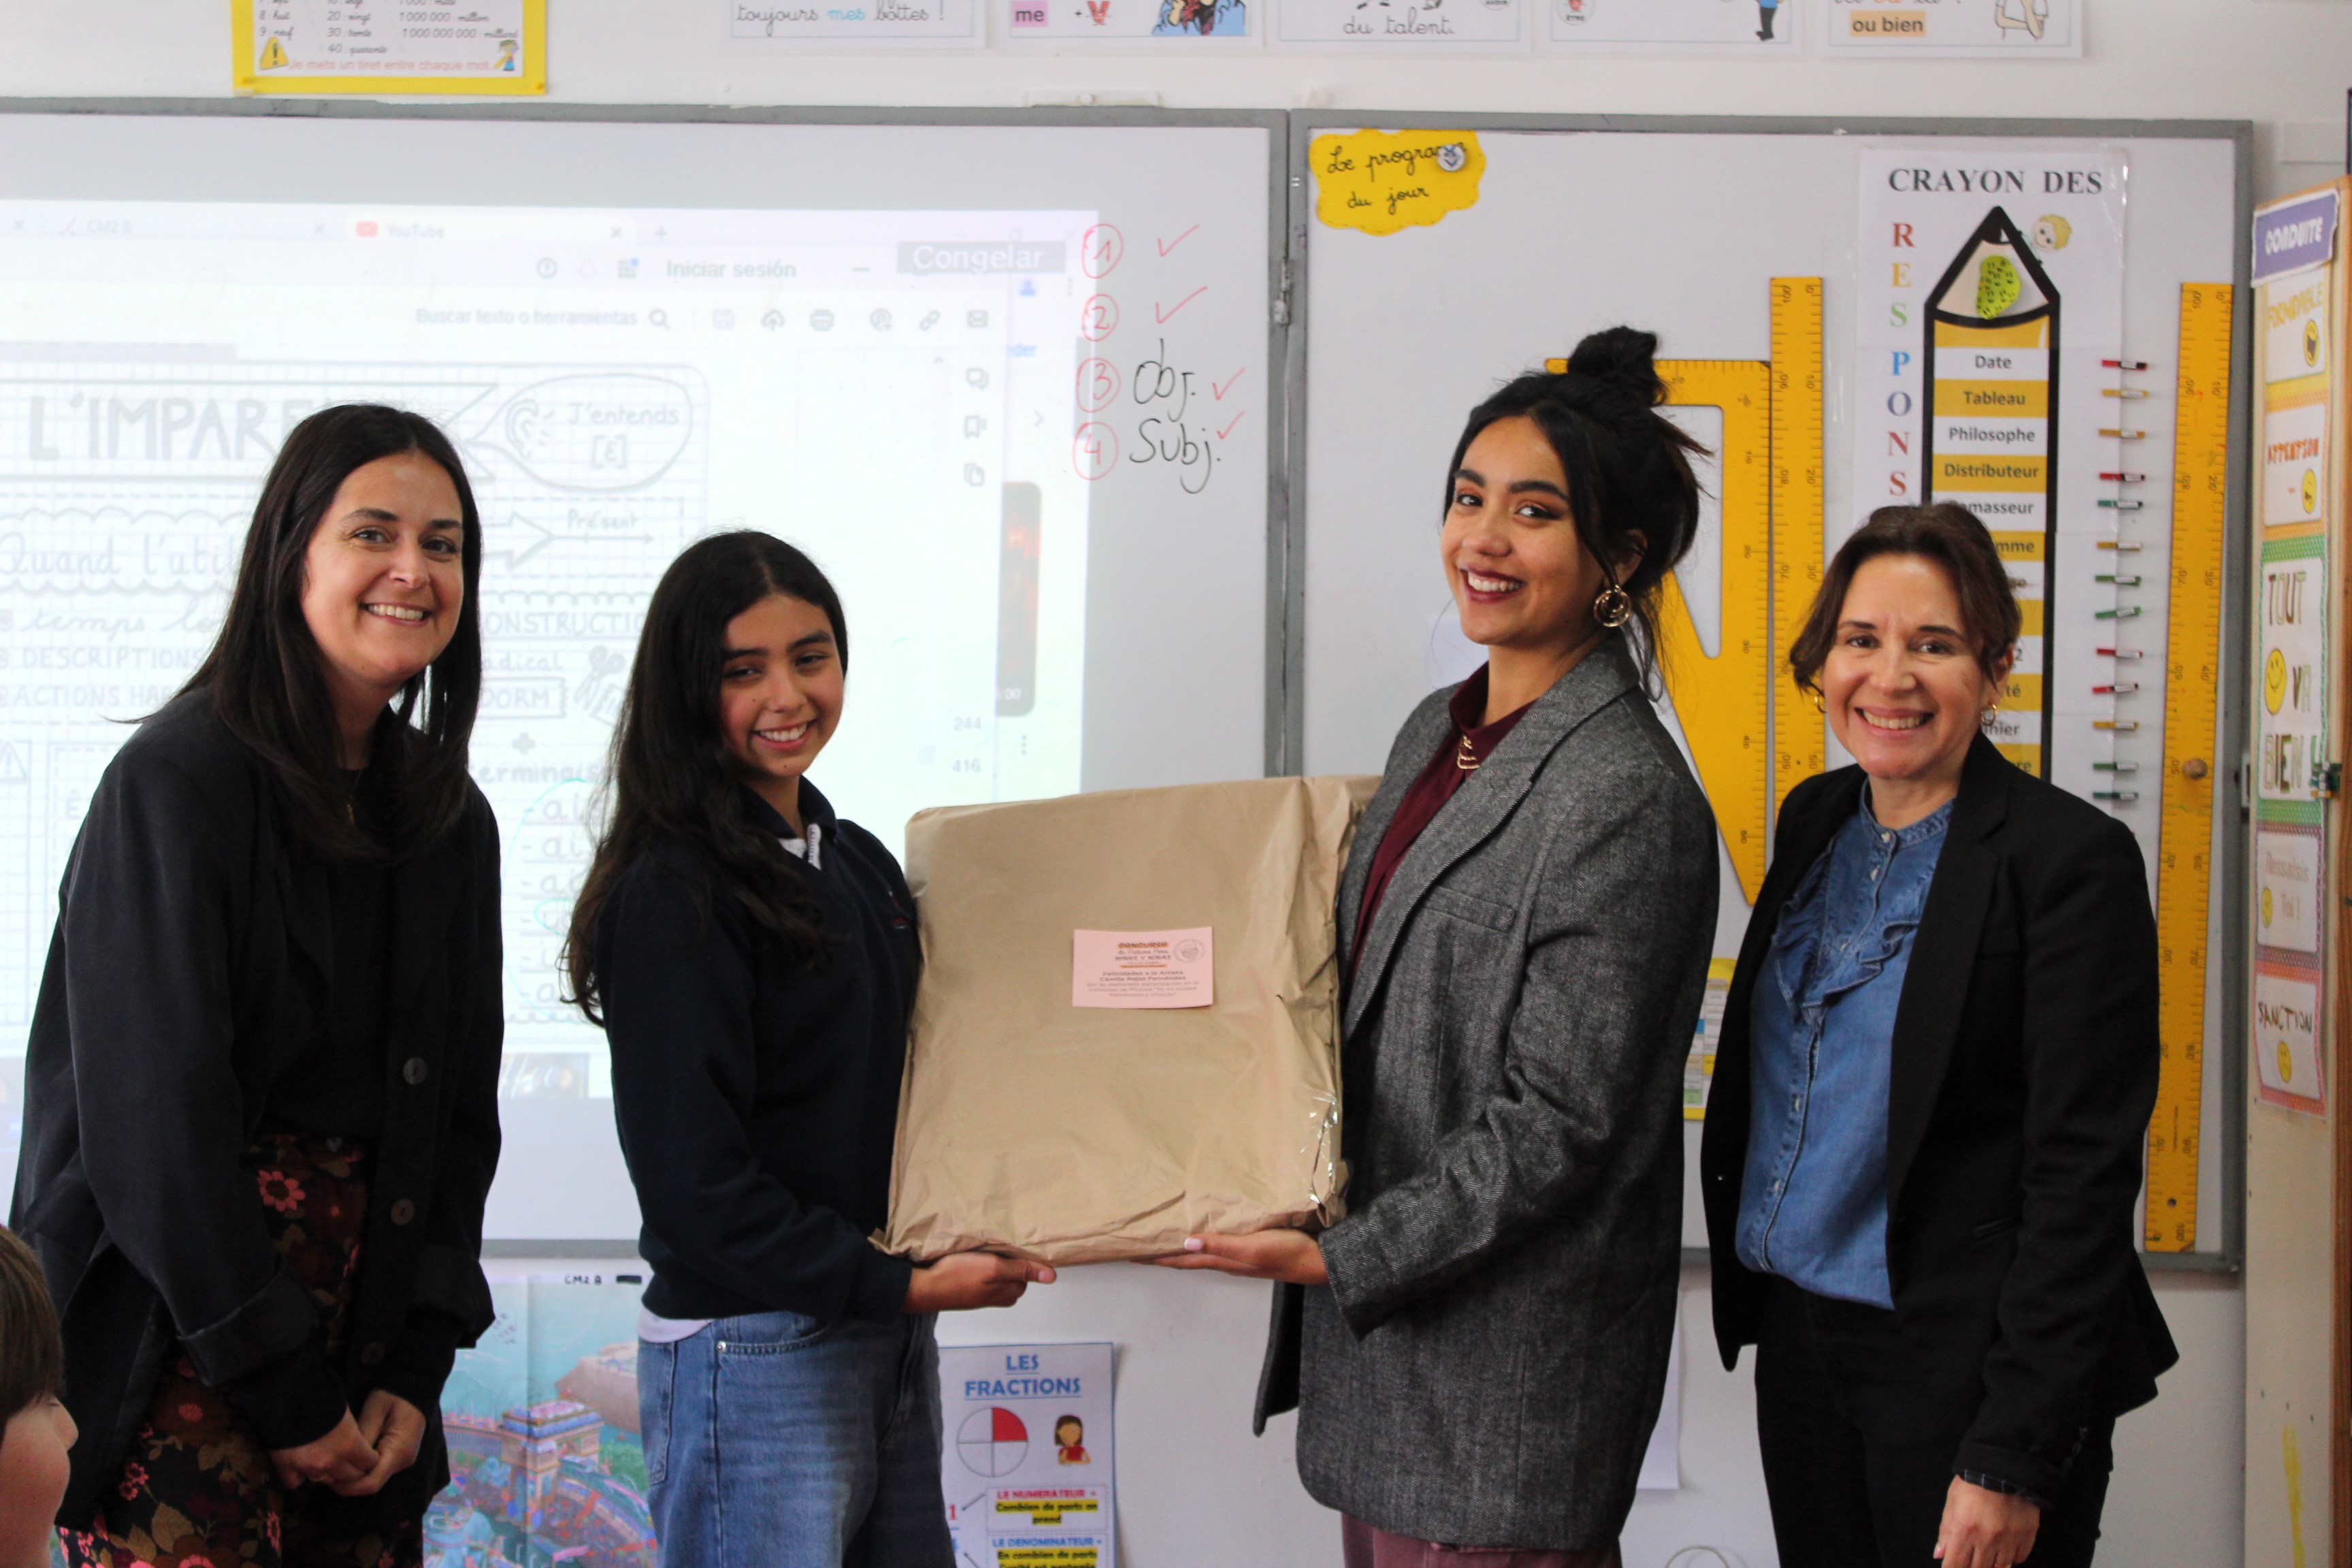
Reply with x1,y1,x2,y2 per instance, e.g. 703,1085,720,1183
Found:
938,1343,1117,1568
232,0,545,93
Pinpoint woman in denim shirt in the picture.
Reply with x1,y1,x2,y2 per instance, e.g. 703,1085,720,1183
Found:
1700,504,2175,1568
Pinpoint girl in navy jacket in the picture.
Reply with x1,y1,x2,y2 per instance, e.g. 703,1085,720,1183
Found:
566,531,1051,1568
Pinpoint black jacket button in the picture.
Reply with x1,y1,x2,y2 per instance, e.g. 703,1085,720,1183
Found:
389,1198,417,1226
402,1058,429,1085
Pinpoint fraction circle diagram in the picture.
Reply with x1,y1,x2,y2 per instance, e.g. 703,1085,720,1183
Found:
958,1407,1030,1477
1082,223,1125,279
1073,423,1119,482
1076,357,1122,412
1079,294,1120,343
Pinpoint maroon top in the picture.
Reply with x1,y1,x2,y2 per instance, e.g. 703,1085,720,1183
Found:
1349,666,1535,979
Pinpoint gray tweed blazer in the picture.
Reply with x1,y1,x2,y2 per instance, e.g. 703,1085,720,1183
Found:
1254,638,1718,1550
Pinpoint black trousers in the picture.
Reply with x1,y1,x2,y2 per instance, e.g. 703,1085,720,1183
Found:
1754,1279,2114,1567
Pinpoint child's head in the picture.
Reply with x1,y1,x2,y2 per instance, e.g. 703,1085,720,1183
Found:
0,1226,71,1565
1056,1416,1083,1446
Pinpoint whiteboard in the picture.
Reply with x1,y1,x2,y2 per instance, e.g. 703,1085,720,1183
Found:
0,104,1285,1243
1290,116,2249,1260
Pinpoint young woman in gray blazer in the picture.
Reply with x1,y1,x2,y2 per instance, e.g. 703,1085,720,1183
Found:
1162,329,1721,1567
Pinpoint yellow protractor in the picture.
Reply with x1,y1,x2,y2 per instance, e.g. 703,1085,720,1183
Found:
2143,282,2233,1253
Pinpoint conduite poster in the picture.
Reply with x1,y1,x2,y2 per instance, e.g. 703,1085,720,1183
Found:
940,1342,1117,1568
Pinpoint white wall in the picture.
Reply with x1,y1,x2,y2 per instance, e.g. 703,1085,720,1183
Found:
3,4,2336,1563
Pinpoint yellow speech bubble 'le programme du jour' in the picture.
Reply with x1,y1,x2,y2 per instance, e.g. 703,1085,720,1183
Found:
1312,130,1488,237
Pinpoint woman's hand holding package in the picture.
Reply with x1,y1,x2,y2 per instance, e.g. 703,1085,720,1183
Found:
906,1250,1058,1311
1152,1229,1328,1284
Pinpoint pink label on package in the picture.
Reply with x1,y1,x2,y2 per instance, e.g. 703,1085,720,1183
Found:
1071,927,1214,1009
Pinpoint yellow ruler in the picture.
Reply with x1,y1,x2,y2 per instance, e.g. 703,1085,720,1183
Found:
2144,281,2234,1252
1769,278,1828,800
1655,359,1775,902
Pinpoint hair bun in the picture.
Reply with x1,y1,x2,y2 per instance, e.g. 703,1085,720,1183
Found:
1565,326,1666,408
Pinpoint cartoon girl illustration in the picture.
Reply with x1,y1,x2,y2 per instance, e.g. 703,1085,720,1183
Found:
1055,1416,1092,1465
495,36,520,69
1994,0,2048,39
1151,0,1245,34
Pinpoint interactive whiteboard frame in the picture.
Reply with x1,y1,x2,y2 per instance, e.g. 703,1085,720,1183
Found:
1286,111,2254,1271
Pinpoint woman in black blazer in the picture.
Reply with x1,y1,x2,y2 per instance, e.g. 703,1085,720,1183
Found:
11,406,502,1567
1699,502,2176,1568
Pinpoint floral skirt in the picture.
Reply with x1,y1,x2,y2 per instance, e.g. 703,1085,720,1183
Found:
59,1133,423,1568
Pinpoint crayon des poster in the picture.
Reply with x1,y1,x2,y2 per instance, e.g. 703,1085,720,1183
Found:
1855,148,2125,794
940,1342,1117,1568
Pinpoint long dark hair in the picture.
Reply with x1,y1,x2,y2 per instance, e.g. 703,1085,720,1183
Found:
1446,327,1706,685
180,404,483,860
565,532,850,1023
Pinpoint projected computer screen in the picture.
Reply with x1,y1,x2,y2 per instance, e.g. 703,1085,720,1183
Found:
0,197,1092,1099
0,114,1277,1238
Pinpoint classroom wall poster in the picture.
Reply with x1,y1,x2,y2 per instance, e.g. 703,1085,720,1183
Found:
940,1342,1117,1568
1000,0,1255,42
1824,0,2079,56
1275,0,1524,47
1543,0,1797,52
438,1269,659,1565
722,0,983,47
1854,147,2126,787
2251,185,2340,1117
233,0,545,93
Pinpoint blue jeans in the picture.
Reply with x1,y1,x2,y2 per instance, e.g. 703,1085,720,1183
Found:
638,1310,953,1568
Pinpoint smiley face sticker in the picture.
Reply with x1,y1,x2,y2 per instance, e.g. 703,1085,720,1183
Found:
2266,648,2289,715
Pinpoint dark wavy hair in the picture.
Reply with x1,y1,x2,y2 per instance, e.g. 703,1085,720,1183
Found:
1445,327,1706,686
0,1226,61,1426
565,532,849,1023
1788,502,2023,695
177,404,483,861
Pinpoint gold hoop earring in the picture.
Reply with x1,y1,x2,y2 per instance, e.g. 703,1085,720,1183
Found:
1592,582,1633,630
1809,687,1826,715
1980,704,1999,729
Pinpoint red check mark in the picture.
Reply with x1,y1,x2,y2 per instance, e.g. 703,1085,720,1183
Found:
1213,368,1246,400
1154,287,1207,324
1157,225,1200,257
1217,412,1247,440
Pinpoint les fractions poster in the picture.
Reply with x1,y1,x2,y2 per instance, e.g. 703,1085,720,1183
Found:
1854,147,2125,787
2251,186,2339,1115
940,1342,1117,1568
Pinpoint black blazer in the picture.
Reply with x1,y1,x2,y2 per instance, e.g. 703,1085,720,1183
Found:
9,692,504,1529
1700,737,2177,1501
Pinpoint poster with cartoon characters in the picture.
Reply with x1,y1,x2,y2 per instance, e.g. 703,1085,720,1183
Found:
1000,0,1253,42
1541,0,1798,52
938,1343,1117,1568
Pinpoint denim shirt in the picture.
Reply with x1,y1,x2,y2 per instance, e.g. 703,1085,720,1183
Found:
1735,786,1953,1308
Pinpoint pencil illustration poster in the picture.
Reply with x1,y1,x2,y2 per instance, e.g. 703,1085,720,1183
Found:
1855,148,2125,786
939,1342,1118,1568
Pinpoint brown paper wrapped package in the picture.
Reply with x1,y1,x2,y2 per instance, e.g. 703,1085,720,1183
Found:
883,774,1380,1265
